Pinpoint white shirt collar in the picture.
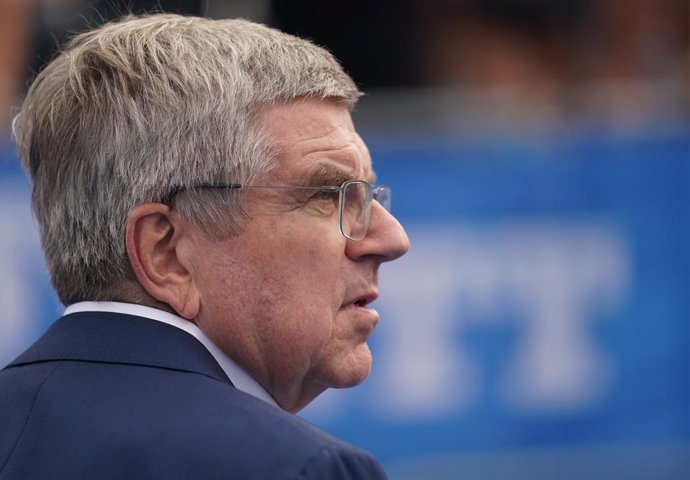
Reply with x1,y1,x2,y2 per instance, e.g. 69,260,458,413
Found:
63,301,279,409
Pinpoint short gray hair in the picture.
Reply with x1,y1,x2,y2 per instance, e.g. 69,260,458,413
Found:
12,14,361,305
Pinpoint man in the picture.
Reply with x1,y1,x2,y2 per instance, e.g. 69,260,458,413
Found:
0,13,409,479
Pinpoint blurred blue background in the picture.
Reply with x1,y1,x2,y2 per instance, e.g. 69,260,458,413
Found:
0,1,688,479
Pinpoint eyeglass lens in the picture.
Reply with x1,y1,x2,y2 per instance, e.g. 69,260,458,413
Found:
340,182,367,240
340,182,392,241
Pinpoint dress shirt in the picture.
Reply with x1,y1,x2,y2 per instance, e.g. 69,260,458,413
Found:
64,301,279,408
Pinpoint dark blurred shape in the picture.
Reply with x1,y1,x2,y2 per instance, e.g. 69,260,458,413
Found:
268,0,688,128
270,0,425,88
423,0,588,85
588,0,688,80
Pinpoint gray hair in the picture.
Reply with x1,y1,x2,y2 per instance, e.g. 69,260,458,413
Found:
12,14,361,305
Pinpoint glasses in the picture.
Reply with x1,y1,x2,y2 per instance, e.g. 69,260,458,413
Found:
163,180,391,241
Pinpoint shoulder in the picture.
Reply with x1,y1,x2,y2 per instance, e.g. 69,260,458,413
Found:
154,377,388,479
24,360,387,479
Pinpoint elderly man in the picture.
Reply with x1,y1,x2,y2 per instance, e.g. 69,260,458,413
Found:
0,14,409,479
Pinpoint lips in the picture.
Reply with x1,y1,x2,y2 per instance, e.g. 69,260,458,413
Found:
340,289,380,339
344,290,379,309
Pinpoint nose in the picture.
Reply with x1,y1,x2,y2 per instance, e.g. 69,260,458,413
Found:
345,201,410,262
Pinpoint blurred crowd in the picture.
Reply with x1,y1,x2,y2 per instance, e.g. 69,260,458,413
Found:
1,0,688,136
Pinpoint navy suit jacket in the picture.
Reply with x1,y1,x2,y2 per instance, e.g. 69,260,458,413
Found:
0,312,388,479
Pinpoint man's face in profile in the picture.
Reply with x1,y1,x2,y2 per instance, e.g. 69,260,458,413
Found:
185,98,410,411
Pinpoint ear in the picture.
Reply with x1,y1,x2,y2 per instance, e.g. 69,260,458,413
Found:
126,203,201,319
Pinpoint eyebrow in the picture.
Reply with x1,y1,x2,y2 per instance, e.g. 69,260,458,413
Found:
301,163,377,188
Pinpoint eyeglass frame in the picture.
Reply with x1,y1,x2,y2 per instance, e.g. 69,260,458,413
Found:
161,180,391,241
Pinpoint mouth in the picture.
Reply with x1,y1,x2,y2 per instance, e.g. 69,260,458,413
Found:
340,287,379,316
341,290,381,337
343,290,379,310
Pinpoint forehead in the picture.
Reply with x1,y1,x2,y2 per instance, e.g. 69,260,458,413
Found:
259,98,375,183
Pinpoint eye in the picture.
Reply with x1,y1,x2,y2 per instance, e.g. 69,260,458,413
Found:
313,189,337,201
308,188,339,215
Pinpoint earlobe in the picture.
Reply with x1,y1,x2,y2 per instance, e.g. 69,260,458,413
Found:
126,204,201,319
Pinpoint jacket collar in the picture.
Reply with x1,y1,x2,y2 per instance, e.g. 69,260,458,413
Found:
8,312,232,386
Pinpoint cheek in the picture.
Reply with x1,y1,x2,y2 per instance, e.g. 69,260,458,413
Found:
259,227,347,299
259,235,350,347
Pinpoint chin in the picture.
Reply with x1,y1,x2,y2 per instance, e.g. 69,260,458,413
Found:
331,348,373,388
338,371,370,388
